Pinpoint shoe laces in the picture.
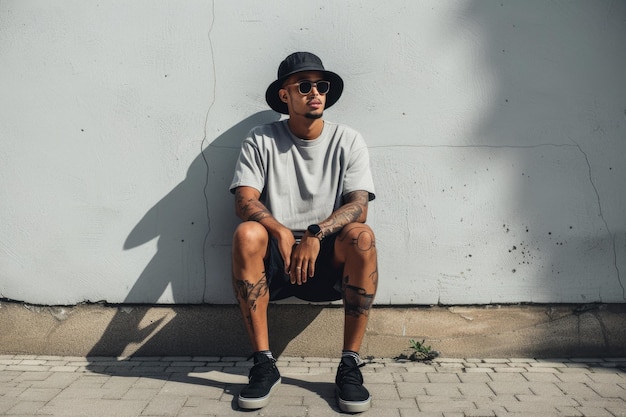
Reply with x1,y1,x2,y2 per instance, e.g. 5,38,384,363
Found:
248,355,277,382
337,359,365,386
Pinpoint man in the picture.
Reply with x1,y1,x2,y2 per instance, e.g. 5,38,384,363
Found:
229,52,378,413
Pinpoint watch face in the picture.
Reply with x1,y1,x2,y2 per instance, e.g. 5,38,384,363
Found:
308,224,321,235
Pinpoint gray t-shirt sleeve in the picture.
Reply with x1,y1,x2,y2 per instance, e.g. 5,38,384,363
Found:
229,134,265,195
343,136,376,201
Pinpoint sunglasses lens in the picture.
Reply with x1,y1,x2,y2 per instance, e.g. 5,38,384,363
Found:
298,82,313,94
317,81,330,94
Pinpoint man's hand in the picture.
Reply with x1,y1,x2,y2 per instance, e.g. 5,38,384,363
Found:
288,234,321,285
276,227,296,276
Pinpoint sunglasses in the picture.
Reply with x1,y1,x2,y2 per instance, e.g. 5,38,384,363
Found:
284,80,331,95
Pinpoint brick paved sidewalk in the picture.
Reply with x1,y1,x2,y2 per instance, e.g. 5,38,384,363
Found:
1,355,625,416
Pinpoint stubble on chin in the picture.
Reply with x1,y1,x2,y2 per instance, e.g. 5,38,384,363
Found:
305,111,324,120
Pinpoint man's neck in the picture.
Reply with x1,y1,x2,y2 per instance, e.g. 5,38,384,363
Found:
287,117,324,140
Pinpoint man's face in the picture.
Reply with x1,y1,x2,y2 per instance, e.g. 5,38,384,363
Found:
279,71,327,119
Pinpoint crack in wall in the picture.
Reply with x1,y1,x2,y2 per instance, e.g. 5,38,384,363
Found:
570,138,625,300
201,0,217,303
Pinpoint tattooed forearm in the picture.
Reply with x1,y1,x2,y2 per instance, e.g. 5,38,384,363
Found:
320,190,369,236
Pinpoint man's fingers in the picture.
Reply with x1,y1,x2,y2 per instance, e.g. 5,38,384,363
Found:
300,265,307,283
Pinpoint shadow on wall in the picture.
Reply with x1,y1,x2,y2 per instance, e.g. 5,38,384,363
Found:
87,111,324,358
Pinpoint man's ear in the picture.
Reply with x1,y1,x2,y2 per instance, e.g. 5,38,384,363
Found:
279,89,288,103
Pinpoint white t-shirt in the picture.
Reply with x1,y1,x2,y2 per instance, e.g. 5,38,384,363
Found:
230,120,376,231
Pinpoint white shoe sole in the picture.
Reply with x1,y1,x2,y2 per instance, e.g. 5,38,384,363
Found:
337,394,371,413
238,378,281,410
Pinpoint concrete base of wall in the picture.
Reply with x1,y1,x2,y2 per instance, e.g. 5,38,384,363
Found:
1,301,625,359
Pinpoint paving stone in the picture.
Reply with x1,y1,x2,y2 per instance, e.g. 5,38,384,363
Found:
39,398,149,417
574,406,616,416
13,371,52,382
426,372,461,383
515,394,579,406
502,399,568,413
523,372,561,382
141,395,186,416
400,410,451,417
458,373,492,383
493,367,525,373
17,387,61,402
178,398,232,416
487,380,533,395
6,401,47,416
555,382,602,399
416,396,476,412
527,381,567,397
605,404,626,417
464,367,495,373
556,372,593,383
2,356,626,416
399,372,429,383
588,372,626,384
122,387,160,400
554,405,584,416
5,365,51,372
457,382,495,397
396,382,428,398
0,398,20,414
587,381,626,398
28,372,81,388
422,382,462,397
372,398,418,409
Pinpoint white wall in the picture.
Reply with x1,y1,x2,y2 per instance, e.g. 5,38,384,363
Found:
1,0,625,305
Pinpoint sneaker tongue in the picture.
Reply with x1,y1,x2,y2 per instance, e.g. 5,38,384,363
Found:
253,352,271,365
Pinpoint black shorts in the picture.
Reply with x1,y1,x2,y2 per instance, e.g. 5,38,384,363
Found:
265,234,343,302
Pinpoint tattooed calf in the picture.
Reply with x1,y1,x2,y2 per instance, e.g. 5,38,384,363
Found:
234,276,269,314
342,277,375,318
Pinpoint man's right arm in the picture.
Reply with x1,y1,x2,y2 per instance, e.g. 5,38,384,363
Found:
234,186,295,270
234,186,272,223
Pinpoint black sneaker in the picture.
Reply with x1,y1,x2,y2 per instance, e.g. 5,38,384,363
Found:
335,356,371,413
238,352,281,409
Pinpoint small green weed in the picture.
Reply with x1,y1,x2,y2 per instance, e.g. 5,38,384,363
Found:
409,339,432,355
396,338,439,362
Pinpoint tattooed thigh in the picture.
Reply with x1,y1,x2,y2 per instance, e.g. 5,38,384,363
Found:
342,277,375,318
234,275,269,313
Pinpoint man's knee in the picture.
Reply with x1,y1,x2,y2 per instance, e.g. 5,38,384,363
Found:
337,223,376,254
232,221,269,255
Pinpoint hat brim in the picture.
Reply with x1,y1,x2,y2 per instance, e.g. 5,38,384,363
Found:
265,70,344,115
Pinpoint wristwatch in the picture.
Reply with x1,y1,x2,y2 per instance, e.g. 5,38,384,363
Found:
307,224,324,241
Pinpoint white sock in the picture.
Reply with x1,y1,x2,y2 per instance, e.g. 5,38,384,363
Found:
258,350,274,360
342,350,361,364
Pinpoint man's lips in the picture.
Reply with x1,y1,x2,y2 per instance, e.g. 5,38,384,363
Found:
308,100,323,109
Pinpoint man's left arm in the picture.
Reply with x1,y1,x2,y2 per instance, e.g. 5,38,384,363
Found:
316,190,370,238
289,190,370,284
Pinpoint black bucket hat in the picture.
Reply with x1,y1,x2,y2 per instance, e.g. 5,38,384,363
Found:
265,52,344,114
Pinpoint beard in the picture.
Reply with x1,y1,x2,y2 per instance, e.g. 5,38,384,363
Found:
305,111,323,120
